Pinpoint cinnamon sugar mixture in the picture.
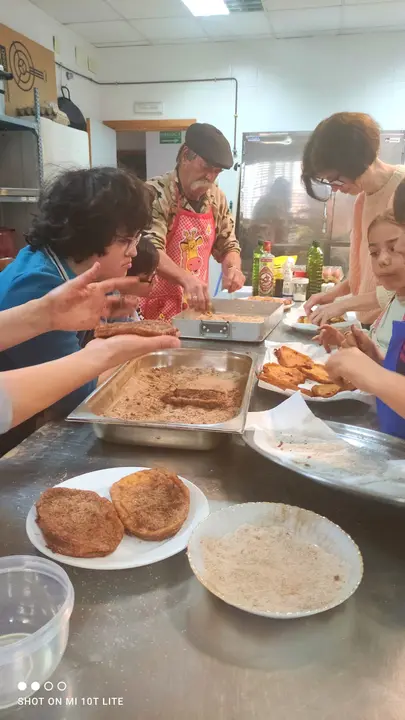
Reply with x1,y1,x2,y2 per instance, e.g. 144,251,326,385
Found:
202,524,348,613
101,366,242,425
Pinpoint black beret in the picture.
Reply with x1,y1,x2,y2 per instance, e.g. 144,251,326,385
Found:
185,123,233,170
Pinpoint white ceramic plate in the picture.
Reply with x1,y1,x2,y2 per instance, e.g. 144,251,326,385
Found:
187,502,363,619
283,306,357,334
26,466,210,570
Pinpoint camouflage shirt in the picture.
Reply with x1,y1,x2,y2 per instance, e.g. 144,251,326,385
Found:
143,170,240,263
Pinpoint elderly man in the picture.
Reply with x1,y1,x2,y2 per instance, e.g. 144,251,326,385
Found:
140,122,245,320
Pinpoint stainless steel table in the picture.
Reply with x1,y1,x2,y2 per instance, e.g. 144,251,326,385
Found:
1,323,404,720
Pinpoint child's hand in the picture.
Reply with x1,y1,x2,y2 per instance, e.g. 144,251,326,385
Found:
325,348,378,394
313,325,345,353
347,325,384,363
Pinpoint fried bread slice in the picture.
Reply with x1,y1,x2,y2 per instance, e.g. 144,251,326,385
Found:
262,363,305,385
259,364,303,393
275,346,313,369
302,364,334,384
110,469,190,541
36,487,124,558
94,320,178,338
161,388,229,410
311,384,342,398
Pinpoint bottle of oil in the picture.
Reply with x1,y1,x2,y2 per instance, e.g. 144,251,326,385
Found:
258,241,275,297
306,240,324,296
252,240,264,296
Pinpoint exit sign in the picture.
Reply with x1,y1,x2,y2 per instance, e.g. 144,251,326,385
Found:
160,131,182,144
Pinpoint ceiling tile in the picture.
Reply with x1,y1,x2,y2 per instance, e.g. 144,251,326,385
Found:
270,6,341,36
107,0,191,18
201,12,271,37
264,0,340,9
67,20,144,43
342,2,405,28
130,17,206,40
29,0,119,24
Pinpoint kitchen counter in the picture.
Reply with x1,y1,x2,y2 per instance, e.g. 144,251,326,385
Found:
1,321,404,720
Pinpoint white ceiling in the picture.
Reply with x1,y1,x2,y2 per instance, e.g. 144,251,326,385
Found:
29,0,405,46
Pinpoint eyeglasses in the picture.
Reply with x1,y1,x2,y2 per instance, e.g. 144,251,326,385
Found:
115,232,141,253
314,177,345,188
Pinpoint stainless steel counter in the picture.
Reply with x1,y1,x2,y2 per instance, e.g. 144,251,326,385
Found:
1,322,404,720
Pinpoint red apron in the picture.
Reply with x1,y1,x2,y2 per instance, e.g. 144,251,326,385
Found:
140,198,216,321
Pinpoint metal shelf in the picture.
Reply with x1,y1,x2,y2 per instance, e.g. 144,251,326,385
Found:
0,188,39,203
0,114,38,133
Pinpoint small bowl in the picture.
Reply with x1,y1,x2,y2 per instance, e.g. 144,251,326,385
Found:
187,502,363,619
0,556,74,710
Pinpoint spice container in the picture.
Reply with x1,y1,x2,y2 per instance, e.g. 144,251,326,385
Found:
293,277,309,302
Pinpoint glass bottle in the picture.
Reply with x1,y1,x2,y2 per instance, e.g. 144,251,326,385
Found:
258,241,275,297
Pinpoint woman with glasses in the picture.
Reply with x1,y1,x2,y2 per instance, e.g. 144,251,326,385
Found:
302,112,405,326
0,166,151,417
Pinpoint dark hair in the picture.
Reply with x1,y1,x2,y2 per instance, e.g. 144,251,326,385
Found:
26,167,153,263
302,112,381,200
128,236,159,277
393,179,405,225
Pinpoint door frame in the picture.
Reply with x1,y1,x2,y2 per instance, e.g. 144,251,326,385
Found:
103,119,196,132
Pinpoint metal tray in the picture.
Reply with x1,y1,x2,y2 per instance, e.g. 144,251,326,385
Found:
173,299,283,343
244,422,405,506
68,348,257,450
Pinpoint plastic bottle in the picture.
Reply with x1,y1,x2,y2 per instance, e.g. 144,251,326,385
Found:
258,241,275,297
282,258,294,299
306,240,324,297
252,240,264,296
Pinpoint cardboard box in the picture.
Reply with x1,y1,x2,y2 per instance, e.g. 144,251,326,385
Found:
0,24,57,115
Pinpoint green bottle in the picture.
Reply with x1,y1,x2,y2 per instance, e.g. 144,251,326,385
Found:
306,240,324,296
252,240,264,296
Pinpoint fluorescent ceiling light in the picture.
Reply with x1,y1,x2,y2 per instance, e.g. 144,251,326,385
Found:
181,0,229,17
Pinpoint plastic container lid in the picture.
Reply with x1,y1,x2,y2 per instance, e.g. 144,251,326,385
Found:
293,270,307,278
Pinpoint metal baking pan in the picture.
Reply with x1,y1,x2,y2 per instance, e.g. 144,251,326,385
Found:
172,299,283,343
68,348,257,450
244,422,405,506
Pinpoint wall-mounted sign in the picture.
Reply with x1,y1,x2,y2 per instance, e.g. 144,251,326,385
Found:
160,131,182,144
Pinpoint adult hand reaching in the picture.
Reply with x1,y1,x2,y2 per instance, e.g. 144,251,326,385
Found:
309,302,342,326
222,266,246,293
182,274,211,312
304,292,330,317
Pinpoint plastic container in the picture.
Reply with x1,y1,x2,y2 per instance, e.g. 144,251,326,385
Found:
282,258,295,298
0,556,74,710
321,282,335,293
293,277,309,302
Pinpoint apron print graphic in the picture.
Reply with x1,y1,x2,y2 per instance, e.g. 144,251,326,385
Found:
180,229,204,276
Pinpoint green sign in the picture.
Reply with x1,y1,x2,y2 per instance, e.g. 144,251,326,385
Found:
160,131,182,145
